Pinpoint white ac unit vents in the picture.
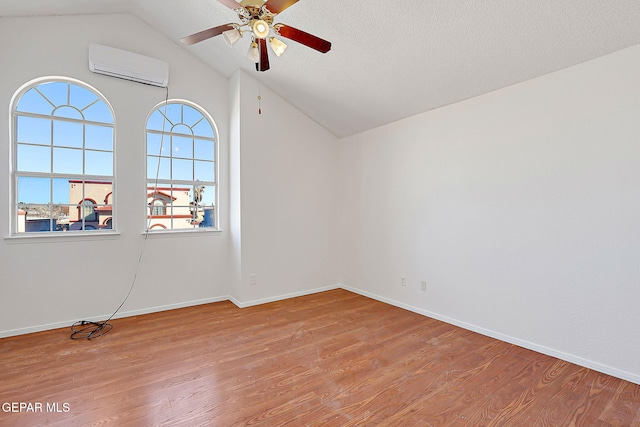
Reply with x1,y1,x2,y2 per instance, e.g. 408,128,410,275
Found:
88,44,169,88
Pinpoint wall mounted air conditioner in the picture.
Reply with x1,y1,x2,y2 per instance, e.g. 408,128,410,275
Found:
89,44,169,87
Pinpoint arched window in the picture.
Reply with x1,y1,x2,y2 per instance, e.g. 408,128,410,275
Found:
79,199,97,222
11,78,115,234
151,199,166,216
146,100,217,231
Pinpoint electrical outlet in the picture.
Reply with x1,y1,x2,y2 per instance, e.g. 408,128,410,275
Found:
250,274,257,285
401,277,406,286
421,281,427,292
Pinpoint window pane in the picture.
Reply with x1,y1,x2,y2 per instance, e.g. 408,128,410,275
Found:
70,84,99,111
173,184,191,213
16,88,54,115
193,119,214,138
53,206,72,231
172,124,192,137
172,158,192,181
17,176,50,204
53,178,71,204
147,182,172,229
17,144,51,173
147,156,170,180
53,120,83,148
21,208,55,232
194,161,215,182
17,116,51,145
193,185,215,229
151,199,166,216
81,199,97,221
147,132,169,156
147,110,170,132
172,135,193,159
53,106,83,120
102,217,113,230
69,220,99,231
86,181,113,204
164,103,182,126
83,100,113,124
85,125,113,151
194,139,214,160
68,180,83,204
197,185,215,206
182,105,202,127
53,147,83,174
36,81,68,107
86,150,113,175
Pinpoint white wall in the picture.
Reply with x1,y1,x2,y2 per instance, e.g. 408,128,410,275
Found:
0,14,233,335
340,45,640,383
230,71,342,305
0,14,343,337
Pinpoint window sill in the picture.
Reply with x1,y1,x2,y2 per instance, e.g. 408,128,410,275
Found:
141,228,222,238
4,230,121,244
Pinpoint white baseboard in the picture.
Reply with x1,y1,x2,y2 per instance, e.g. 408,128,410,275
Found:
229,284,341,309
3,284,639,386
0,286,342,338
340,284,640,385
0,296,229,339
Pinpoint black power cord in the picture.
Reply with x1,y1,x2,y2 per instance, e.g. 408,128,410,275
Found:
70,320,113,340
71,86,170,340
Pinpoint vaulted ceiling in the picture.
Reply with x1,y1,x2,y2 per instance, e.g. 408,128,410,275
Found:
2,0,640,137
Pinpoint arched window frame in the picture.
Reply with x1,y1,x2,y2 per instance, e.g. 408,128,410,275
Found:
77,198,98,221
103,217,113,229
145,99,218,232
10,77,116,235
150,198,167,216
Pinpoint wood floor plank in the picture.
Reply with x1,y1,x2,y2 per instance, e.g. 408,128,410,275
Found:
1,289,639,426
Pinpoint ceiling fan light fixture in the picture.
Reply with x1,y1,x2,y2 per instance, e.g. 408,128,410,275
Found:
268,36,287,57
247,41,260,63
252,19,270,39
222,28,242,47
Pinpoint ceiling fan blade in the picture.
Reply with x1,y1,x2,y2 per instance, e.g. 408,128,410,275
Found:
180,24,236,45
256,38,270,72
275,24,331,53
217,0,241,9
264,0,299,14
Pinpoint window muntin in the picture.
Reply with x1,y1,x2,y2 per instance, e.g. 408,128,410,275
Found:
12,79,115,234
146,101,217,231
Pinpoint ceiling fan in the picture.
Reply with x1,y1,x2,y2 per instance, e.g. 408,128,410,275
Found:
180,0,331,72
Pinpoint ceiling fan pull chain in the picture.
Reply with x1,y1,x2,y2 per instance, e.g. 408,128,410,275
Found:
257,81,262,114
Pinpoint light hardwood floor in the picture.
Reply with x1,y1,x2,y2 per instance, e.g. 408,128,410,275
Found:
1,289,639,426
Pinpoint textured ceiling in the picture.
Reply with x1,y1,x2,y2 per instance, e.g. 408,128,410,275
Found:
2,0,640,137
